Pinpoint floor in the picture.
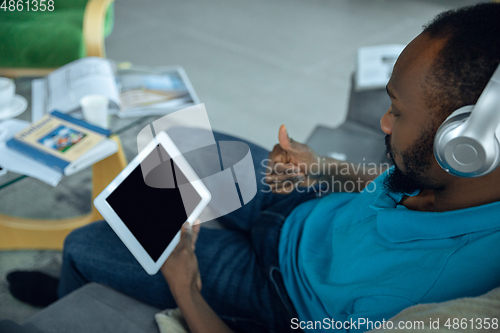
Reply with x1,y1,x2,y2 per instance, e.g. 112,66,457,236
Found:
0,0,485,323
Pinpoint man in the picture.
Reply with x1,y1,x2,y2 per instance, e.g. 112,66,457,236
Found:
8,3,500,332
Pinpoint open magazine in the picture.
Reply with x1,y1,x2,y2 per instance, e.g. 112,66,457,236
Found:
32,57,200,121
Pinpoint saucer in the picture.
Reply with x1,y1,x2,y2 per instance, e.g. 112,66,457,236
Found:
0,95,28,121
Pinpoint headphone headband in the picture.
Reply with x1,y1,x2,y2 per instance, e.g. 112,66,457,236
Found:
434,64,500,177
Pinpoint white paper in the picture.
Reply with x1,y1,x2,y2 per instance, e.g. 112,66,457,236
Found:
0,119,63,186
31,60,198,119
355,44,405,91
28,58,121,119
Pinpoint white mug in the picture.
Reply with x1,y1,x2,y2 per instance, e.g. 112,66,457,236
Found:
80,94,110,129
0,78,15,112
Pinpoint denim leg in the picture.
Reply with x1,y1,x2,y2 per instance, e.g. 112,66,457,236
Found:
58,221,288,332
58,200,318,332
58,221,175,307
209,131,274,232
58,130,319,331
58,191,319,332
196,191,320,333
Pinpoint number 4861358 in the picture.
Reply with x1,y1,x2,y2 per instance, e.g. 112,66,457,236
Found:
1,0,55,11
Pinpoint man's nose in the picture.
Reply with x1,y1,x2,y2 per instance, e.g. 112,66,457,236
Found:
380,109,392,135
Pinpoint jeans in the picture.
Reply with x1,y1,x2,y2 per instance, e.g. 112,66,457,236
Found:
58,131,319,333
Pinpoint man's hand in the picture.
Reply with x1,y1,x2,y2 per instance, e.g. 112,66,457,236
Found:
161,222,202,297
160,222,235,333
266,125,323,194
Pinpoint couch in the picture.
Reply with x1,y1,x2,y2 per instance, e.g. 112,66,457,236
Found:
2,282,500,333
0,283,161,333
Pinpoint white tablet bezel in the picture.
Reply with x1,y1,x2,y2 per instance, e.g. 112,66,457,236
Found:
94,131,211,275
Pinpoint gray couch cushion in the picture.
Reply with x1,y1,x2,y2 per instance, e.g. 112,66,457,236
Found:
0,320,44,333
23,283,161,333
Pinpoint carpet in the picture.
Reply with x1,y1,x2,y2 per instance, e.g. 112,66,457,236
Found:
0,250,61,323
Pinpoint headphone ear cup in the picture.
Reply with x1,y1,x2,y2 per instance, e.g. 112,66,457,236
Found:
434,105,500,177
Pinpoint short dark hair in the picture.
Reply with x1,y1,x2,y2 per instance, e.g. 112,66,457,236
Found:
422,2,500,119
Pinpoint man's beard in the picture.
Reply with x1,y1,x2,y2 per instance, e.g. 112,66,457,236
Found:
383,128,443,194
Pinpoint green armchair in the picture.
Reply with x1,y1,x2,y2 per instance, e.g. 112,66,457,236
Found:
0,0,114,77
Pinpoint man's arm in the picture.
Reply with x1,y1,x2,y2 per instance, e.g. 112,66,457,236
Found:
161,222,234,333
266,125,385,193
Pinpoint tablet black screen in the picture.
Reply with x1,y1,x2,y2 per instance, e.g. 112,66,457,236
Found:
106,145,201,262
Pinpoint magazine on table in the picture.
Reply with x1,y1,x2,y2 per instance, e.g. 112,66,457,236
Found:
6,111,117,176
31,57,200,121
115,65,200,117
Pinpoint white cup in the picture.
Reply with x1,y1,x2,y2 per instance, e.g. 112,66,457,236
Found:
80,94,110,129
0,78,15,113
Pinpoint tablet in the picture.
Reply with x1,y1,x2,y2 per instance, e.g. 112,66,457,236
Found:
94,131,211,275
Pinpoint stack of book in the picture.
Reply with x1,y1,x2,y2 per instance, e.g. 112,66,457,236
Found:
2,111,118,185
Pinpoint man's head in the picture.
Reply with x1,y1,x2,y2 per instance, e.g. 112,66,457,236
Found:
381,2,500,194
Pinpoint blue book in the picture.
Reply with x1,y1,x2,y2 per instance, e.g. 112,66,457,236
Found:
7,111,117,175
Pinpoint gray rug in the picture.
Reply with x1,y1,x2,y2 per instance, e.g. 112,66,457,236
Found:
0,251,61,323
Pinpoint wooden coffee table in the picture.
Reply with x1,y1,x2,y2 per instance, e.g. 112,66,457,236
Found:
0,77,160,250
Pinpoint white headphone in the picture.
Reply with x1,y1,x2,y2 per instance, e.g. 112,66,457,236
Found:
434,63,500,177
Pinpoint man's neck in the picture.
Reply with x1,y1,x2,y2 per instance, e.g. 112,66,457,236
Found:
401,174,500,212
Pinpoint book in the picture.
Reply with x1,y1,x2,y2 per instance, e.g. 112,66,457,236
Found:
6,111,118,176
31,57,200,121
354,44,405,91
